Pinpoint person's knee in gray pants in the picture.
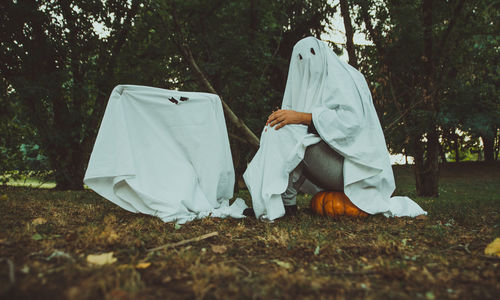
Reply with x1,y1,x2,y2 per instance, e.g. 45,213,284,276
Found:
281,140,344,206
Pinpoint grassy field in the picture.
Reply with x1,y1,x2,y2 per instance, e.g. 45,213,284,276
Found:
1,162,499,299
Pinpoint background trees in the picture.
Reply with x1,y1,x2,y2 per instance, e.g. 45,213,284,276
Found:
1,0,145,189
134,0,337,186
349,0,499,196
1,0,498,192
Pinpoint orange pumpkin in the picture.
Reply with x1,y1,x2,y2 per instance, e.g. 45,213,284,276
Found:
310,191,369,217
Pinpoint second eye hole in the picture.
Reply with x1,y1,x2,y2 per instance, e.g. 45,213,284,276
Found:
311,48,316,55
299,54,303,60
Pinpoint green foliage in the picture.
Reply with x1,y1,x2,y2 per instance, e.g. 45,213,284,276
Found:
0,0,337,189
1,0,497,192
0,0,147,189
351,0,499,194
116,0,337,179
355,0,499,141
0,79,50,185
120,0,336,132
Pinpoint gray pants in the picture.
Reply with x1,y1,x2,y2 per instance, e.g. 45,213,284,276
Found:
282,140,344,206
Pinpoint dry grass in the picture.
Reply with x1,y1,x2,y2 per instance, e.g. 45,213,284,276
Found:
1,162,499,299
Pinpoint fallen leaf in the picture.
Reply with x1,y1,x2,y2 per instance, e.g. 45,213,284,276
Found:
162,276,172,283
272,259,292,269
0,194,8,201
32,233,43,241
46,250,74,262
32,217,47,226
416,214,428,220
86,252,117,265
65,287,81,300
425,291,435,300
135,262,151,269
485,238,500,257
98,225,119,243
117,264,130,270
20,265,30,274
211,244,227,254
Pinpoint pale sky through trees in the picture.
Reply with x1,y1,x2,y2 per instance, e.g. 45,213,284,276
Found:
321,0,372,61
321,2,411,164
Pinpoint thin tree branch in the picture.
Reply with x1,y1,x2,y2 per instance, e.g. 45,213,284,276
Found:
340,0,358,68
259,31,283,80
437,0,467,56
359,1,384,55
170,10,260,149
181,43,260,148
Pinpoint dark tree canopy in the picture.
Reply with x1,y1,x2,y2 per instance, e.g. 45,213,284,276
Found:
351,0,499,196
1,0,144,189
0,0,498,192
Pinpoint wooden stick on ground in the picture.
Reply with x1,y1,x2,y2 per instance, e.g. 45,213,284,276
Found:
146,231,219,252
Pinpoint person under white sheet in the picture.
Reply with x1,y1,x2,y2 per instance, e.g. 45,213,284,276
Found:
242,36,427,221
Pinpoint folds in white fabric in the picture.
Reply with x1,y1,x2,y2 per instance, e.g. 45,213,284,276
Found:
243,125,321,220
84,85,246,224
245,37,427,220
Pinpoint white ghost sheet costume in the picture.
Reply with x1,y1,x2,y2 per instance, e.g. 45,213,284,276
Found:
243,37,427,221
84,85,247,224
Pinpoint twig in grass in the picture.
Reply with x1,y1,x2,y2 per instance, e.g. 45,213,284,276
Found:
27,250,45,259
146,232,219,252
463,243,471,254
447,244,500,261
329,270,379,276
235,262,252,278
226,260,252,278
478,254,500,261
448,243,471,254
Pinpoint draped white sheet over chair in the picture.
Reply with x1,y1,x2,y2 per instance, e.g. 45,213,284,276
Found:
84,85,247,224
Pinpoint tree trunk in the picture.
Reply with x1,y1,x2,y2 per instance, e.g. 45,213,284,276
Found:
453,134,460,162
52,151,85,190
413,0,439,197
177,42,260,149
339,0,358,68
481,134,495,162
413,129,439,196
439,142,447,163
495,129,499,160
48,91,85,190
168,10,260,149
230,138,252,194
